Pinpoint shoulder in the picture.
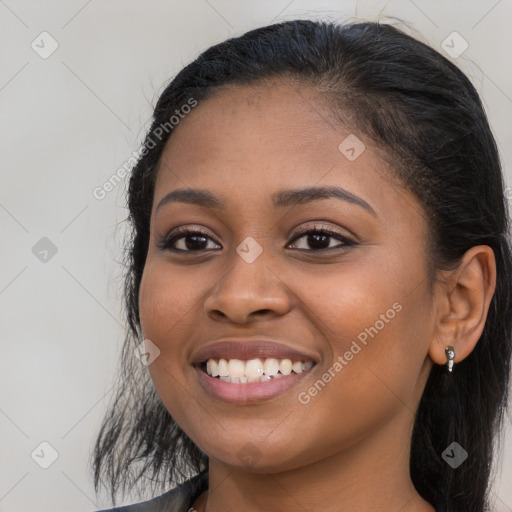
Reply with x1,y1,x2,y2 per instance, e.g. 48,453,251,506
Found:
93,471,208,512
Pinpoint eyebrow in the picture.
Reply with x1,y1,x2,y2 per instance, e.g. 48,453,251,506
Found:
155,185,376,216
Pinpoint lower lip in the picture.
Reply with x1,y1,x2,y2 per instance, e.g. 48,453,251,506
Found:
194,365,316,404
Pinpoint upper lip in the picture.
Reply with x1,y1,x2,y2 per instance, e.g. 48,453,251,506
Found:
191,339,319,365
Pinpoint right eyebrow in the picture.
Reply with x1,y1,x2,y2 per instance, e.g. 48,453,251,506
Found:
156,189,225,212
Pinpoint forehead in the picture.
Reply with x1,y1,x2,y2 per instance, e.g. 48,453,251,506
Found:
161,82,343,173
153,81,416,223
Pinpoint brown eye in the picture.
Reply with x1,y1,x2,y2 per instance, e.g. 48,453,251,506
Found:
158,228,222,253
288,225,356,252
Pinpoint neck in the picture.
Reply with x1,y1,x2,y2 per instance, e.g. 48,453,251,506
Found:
195,407,435,512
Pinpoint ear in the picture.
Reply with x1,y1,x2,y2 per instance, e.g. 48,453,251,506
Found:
428,245,496,368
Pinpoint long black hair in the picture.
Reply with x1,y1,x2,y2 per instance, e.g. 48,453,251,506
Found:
91,19,512,511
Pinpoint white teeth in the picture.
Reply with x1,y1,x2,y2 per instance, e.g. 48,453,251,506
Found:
207,359,220,377
204,357,315,381
218,359,228,377
245,359,264,379
226,376,248,384
263,358,280,376
292,361,303,374
228,359,245,378
280,359,292,375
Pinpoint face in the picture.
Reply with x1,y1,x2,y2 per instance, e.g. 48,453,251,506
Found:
138,81,436,472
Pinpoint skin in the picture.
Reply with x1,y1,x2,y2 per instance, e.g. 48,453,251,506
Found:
138,80,496,512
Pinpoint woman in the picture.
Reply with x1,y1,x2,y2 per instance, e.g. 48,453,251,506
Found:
92,19,512,512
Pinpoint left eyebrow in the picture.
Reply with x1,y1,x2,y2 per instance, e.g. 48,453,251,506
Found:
155,185,376,217
272,185,377,216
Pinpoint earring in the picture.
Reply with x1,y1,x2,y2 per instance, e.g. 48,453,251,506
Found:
445,346,455,373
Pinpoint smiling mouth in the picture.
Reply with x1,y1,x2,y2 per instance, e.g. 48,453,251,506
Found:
199,357,315,383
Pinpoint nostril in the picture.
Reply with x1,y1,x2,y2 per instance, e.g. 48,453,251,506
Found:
256,309,273,317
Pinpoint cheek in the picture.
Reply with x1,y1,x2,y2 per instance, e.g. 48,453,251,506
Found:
138,261,206,428
293,255,401,349
295,250,432,400
138,258,204,341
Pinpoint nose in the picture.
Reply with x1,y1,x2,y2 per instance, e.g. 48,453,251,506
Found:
203,247,292,325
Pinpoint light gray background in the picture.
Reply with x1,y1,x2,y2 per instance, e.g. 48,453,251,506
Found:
1,1,511,511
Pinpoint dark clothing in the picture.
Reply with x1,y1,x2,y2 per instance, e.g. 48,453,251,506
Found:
95,471,208,512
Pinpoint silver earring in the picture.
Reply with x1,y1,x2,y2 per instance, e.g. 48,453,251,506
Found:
445,346,455,373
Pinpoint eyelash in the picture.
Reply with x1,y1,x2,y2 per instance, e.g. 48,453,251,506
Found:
157,224,356,254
